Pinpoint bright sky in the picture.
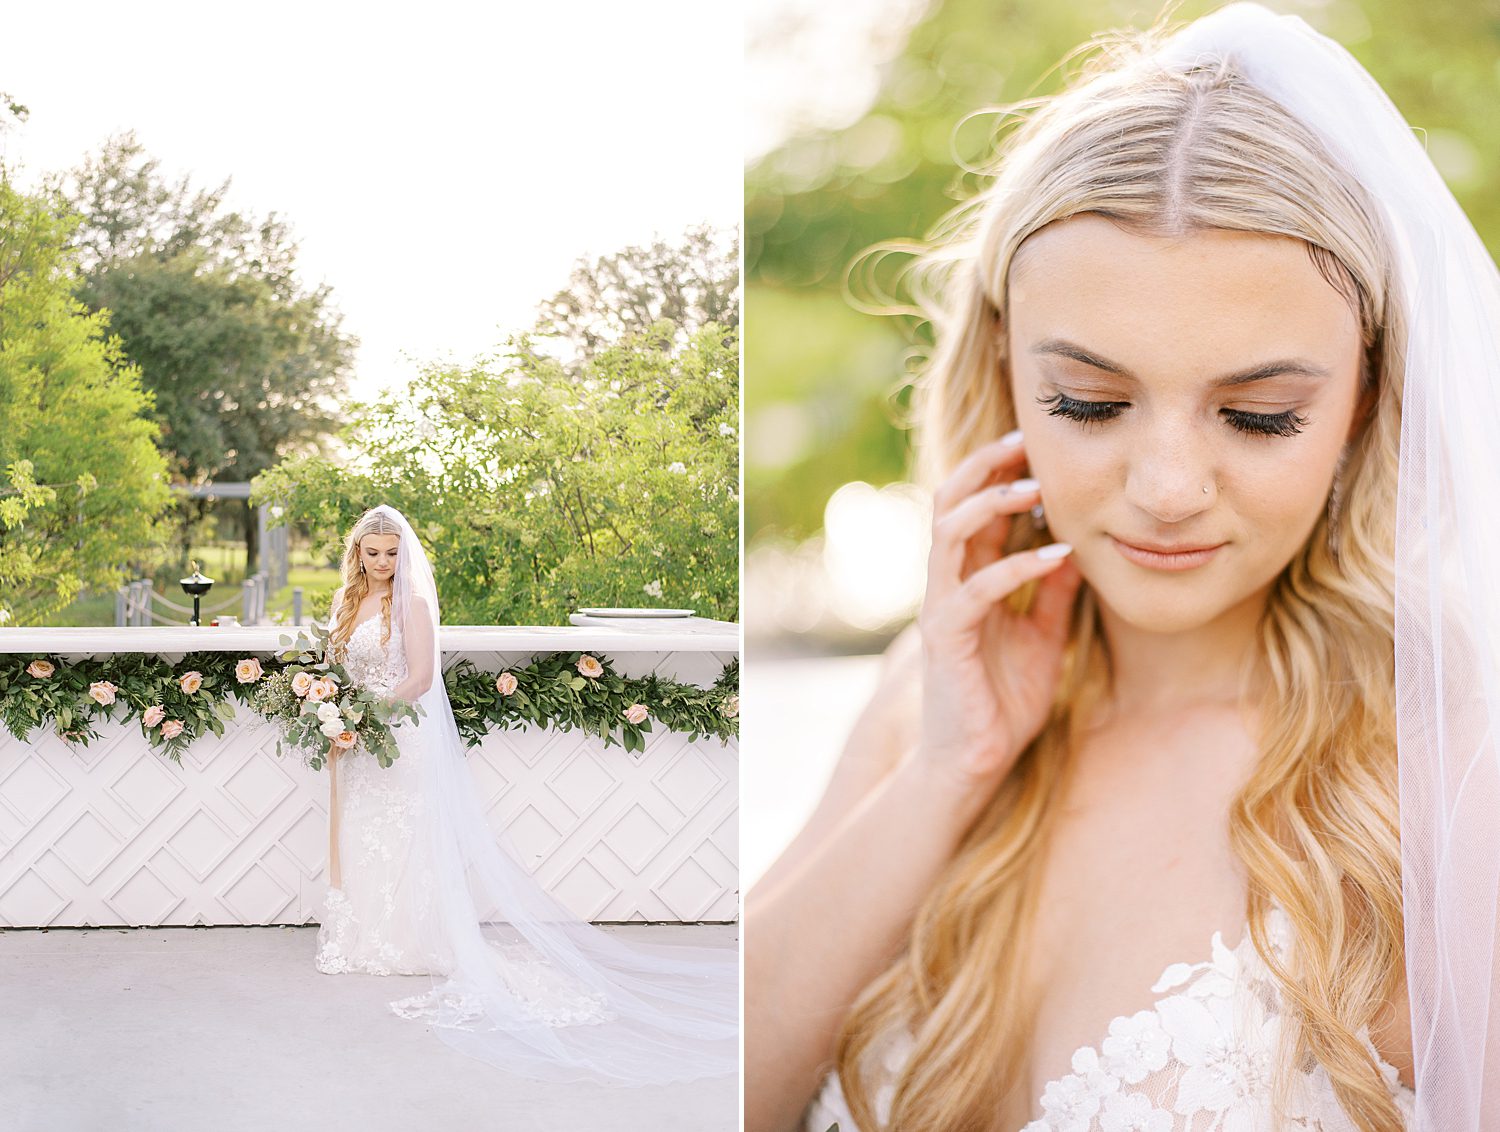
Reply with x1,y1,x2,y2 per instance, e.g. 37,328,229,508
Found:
746,0,928,161
0,0,741,403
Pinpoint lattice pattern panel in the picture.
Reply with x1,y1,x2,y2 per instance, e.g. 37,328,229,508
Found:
0,687,738,927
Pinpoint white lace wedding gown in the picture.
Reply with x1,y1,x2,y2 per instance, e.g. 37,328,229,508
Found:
803,902,1416,1131
313,613,613,1027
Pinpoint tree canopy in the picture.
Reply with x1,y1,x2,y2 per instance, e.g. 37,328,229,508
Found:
534,223,739,366
0,173,173,625
252,320,739,624
60,132,357,485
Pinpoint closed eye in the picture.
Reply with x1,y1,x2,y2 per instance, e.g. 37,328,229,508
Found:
1037,392,1307,437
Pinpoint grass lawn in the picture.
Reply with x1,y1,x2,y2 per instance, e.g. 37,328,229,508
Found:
41,545,341,628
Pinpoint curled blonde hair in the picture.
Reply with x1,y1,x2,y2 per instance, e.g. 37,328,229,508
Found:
836,20,1406,1132
326,508,402,662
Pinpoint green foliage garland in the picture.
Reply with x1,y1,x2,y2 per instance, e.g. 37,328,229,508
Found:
0,648,738,764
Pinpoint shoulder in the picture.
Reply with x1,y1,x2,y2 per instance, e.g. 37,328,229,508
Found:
1368,974,1415,1091
404,592,434,628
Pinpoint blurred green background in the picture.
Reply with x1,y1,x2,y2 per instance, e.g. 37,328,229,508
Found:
744,0,1500,648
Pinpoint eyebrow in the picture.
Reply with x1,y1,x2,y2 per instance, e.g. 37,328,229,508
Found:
1030,338,1332,387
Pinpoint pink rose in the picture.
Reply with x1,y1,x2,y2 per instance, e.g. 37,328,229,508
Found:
495,672,518,696
235,658,264,684
161,719,184,739
307,676,338,702
291,672,314,697
624,703,649,725
26,659,55,679
333,730,357,749
178,671,203,694
576,655,603,678
719,693,739,720
88,681,118,706
143,705,165,728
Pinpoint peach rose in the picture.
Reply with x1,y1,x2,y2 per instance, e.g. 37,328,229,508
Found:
143,705,165,727
88,681,117,706
495,672,518,696
26,659,55,679
161,719,184,739
719,693,739,720
235,658,264,684
291,671,315,697
332,731,358,749
624,703,649,725
307,676,338,702
576,655,603,678
178,671,203,694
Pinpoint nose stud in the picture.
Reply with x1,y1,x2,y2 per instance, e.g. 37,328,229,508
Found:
1202,485,1210,494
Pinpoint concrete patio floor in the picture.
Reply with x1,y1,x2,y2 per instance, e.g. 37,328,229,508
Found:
0,922,740,1132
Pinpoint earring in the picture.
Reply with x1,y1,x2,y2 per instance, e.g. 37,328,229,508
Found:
1030,502,1047,530
1202,484,1210,494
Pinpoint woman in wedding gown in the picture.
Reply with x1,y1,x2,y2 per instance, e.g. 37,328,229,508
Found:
747,6,1498,1131
309,504,738,1086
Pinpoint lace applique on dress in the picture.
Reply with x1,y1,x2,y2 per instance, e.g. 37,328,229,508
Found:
803,904,1416,1132
314,614,622,1030
389,941,619,1029
314,614,433,977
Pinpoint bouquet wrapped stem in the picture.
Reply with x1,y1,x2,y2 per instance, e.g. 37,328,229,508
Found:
253,620,426,890
328,737,342,889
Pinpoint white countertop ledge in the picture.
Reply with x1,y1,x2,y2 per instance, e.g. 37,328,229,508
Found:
0,617,740,655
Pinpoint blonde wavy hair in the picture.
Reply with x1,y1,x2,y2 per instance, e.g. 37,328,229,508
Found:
835,20,1406,1132
326,508,402,662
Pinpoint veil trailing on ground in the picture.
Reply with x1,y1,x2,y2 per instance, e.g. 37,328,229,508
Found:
359,503,737,1086
1152,7,1500,1128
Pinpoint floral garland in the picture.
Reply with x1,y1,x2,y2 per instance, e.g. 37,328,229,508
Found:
0,645,739,765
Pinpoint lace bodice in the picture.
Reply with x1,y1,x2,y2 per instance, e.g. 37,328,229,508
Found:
315,612,616,1028
338,612,408,695
804,904,1416,1131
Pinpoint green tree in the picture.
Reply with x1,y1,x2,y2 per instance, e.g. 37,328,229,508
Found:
59,131,357,569
251,321,739,624
534,223,740,365
0,174,173,625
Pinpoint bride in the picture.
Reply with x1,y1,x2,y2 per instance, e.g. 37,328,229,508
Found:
309,503,738,1086
747,5,1499,1131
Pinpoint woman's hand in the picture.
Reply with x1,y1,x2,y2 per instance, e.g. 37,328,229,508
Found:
916,430,1083,796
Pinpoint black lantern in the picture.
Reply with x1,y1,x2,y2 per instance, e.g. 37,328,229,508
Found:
180,560,215,627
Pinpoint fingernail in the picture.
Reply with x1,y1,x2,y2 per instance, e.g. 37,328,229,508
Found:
1036,542,1073,560
1000,429,1024,446
1010,477,1040,493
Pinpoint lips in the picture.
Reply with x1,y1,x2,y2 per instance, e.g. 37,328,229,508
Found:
1111,535,1226,572
1118,538,1222,554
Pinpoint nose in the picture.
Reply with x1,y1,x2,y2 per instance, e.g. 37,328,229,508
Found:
1123,417,1218,525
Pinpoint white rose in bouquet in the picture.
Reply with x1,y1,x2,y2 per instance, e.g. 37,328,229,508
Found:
316,702,343,724
319,717,346,739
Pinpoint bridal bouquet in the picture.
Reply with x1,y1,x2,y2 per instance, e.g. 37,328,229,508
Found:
253,620,424,770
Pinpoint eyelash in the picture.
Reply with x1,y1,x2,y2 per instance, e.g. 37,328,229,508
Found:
1036,392,1308,438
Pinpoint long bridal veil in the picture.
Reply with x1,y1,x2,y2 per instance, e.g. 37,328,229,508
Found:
1153,7,1500,1128
359,503,737,1085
